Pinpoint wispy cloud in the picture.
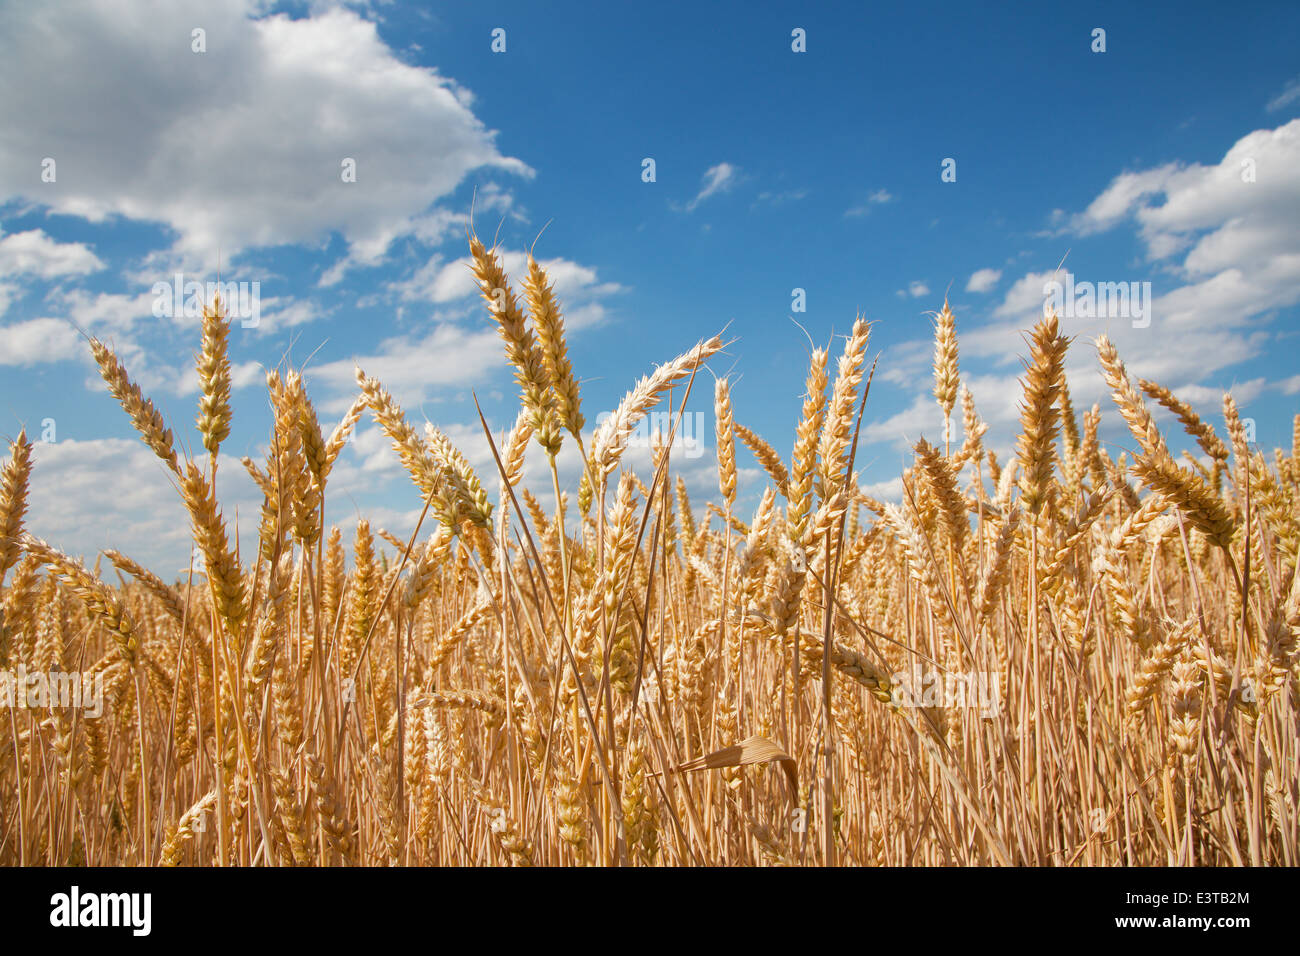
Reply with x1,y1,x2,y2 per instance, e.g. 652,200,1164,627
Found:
844,189,893,218
752,188,808,208
1267,76,1300,112
683,163,740,212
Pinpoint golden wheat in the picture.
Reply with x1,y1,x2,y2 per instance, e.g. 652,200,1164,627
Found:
1,251,1296,869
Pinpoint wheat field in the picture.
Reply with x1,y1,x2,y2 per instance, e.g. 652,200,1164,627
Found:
0,234,1296,867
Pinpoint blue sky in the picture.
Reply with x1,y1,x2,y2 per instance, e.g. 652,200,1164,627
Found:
2,0,1298,572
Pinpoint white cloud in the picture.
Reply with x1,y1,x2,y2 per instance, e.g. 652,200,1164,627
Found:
23,432,440,575
316,184,518,288
966,268,1002,293
255,297,323,334
0,229,104,278
312,322,503,411
993,270,1060,319
22,439,259,574
317,259,353,289
55,289,158,331
171,359,264,397
988,120,1300,394
859,476,904,502
845,189,893,218
896,281,930,298
0,1,530,265
861,369,1025,452
0,318,83,365
1169,377,1267,410
1267,77,1300,112
393,247,622,332
1068,123,1300,292
753,188,808,207
684,163,739,211
856,122,1300,464
1066,164,1182,236
877,337,932,387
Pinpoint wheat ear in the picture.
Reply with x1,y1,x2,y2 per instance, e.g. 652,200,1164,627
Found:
1015,312,1070,515
0,428,33,582
196,295,232,456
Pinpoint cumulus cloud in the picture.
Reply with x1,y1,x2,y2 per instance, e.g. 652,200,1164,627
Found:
22,427,474,574
396,247,622,317
859,476,904,502
979,119,1300,404
311,322,504,412
862,367,1034,453
171,359,264,397
1067,122,1300,294
372,248,622,393
1171,378,1267,409
254,297,324,335
22,439,259,573
53,289,158,332
0,0,530,266
0,229,104,278
966,268,1001,293
0,317,83,365
992,270,1060,319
